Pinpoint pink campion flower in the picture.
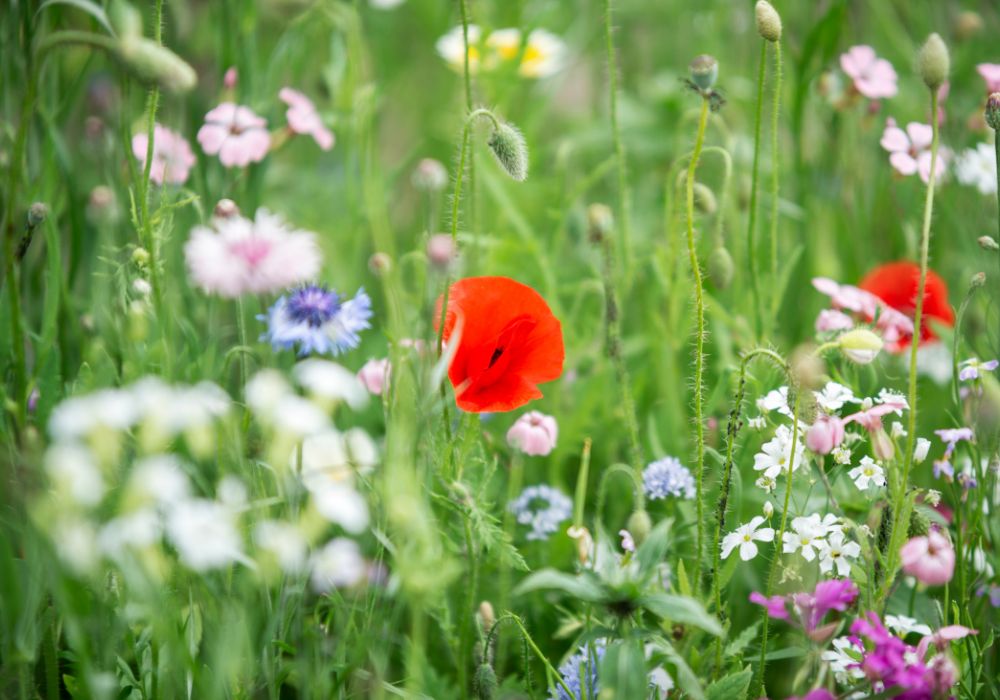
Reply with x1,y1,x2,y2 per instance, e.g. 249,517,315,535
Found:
900,529,955,585
815,309,854,333
806,414,845,455
506,411,558,456
131,124,196,185
279,88,334,151
843,394,907,460
880,118,946,184
749,592,789,620
197,103,271,167
357,358,390,396
840,45,898,99
184,209,321,298
916,624,977,659
812,277,915,351
977,63,1000,93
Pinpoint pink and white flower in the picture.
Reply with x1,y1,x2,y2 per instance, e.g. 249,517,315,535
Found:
840,45,898,100
132,124,196,185
506,411,558,456
279,88,334,151
812,277,915,352
197,103,271,167
880,119,946,184
900,529,955,585
184,209,321,297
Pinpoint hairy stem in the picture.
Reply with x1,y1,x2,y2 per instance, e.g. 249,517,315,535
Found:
768,40,782,322
602,0,632,273
746,41,767,339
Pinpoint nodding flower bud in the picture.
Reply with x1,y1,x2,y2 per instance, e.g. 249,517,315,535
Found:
109,0,143,39
27,202,48,228
693,182,717,215
762,500,774,518
412,158,449,192
970,271,986,290
979,235,999,251
223,66,238,89
214,198,240,219
755,1,782,42
426,233,457,269
478,601,496,633
116,36,197,93
918,33,949,90
838,328,883,364
487,122,529,182
587,203,614,242
689,54,718,91
626,509,652,546
474,663,499,700
368,252,392,276
986,93,1000,131
707,246,734,289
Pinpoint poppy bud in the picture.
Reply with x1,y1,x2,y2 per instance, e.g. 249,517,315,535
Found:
474,663,498,699
626,509,652,546
693,182,717,215
755,1,782,42
955,11,984,41
223,66,238,89
487,122,529,181
116,36,197,94
412,158,449,192
689,54,718,91
587,203,614,242
214,198,240,219
109,0,143,39
707,246,734,289
838,328,883,364
908,509,930,538
478,601,496,633
986,93,1000,131
979,235,999,251
970,272,986,290
918,33,949,90
28,202,48,227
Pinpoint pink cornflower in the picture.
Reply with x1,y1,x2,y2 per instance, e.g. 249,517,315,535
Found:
977,63,1000,93
357,358,390,396
506,411,558,456
184,209,321,298
900,529,955,586
197,103,271,168
880,119,946,184
840,45,898,99
279,88,334,151
131,124,196,185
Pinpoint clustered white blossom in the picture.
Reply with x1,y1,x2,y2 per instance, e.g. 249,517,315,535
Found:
782,514,861,576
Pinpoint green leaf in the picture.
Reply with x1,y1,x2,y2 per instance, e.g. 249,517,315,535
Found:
640,593,722,636
724,622,760,659
676,559,692,598
635,518,672,578
513,569,604,602
38,0,116,35
706,668,752,700
599,639,648,699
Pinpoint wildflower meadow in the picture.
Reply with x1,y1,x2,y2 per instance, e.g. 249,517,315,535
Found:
5,0,1000,698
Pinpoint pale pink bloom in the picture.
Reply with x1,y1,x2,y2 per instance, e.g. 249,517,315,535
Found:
880,119,946,184
900,529,955,586
224,67,238,89
357,358,390,396
197,103,271,168
184,209,321,298
812,277,915,352
812,278,879,317
806,415,845,455
840,45,898,99
279,88,334,151
132,125,196,185
815,309,854,333
917,624,977,659
426,234,456,268
977,63,1000,93
506,411,558,456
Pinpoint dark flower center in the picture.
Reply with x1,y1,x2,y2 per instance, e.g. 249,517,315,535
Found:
286,285,341,327
489,346,504,367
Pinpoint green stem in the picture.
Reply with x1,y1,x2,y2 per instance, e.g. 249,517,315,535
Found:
459,0,477,267
746,41,767,339
768,40,782,316
602,0,632,274
686,96,710,589
995,134,1000,353
458,512,478,692
492,613,578,700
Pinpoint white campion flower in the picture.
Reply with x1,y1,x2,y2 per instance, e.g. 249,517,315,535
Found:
814,382,857,413
52,518,98,574
245,369,293,417
832,446,852,465
821,637,865,684
753,424,808,479
876,388,909,412
310,538,366,592
757,387,792,417
310,483,369,534
272,395,331,438
884,614,932,637
848,456,886,491
128,454,191,507
254,520,308,574
954,143,998,195
293,359,368,410
782,515,826,561
166,499,243,571
98,509,161,559
436,24,483,74
914,437,931,463
817,531,861,577
45,444,105,507
721,516,775,561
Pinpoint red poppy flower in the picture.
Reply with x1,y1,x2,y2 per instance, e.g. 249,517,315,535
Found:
437,276,564,413
859,261,954,347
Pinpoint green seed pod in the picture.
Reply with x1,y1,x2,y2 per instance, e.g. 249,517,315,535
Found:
707,246,734,289
626,509,652,546
918,33,949,90
755,1,782,42
689,54,718,91
109,0,143,39
487,122,529,182
116,36,197,93
474,663,498,700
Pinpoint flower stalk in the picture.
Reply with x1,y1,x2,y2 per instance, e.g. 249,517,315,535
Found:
602,0,633,273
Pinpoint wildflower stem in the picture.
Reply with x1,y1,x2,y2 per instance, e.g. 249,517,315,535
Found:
686,95,710,589
491,613,578,700
768,40,782,320
602,0,633,273
882,88,941,606
995,134,1000,345
746,41,767,339
458,0,477,259
573,438,593,528
459,511,478,692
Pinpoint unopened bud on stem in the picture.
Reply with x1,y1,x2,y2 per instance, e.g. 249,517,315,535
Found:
755,1,782,42
487,122,528,182
979,235,999,251
986,93,1000,131
838,328,883,364
918,33,949,90
689,54,718,91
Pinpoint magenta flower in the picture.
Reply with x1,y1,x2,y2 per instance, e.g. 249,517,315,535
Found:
977,63,1000,93
880,119,946,184
279,88,334,151
749,592,789,620
840,45,898,99
750,579,857,638
506,411,558,456
197,103,271,167
132,124,196,185
900,529,955,586
357,358,390,396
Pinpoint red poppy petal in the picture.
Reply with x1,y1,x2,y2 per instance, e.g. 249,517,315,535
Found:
456,373,544,413
859,261,953,344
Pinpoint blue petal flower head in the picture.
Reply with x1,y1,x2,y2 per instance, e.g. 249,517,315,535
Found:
550,642,605,700
262,285,372,356
643,456,695,500
507,484,573,541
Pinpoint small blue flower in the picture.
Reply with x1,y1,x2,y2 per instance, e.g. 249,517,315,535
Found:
643,456,695,500
262,285,372,356
550,642,605,700
508,484,573,541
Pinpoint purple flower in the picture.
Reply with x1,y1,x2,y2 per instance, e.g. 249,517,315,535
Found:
749,592,789,620
958,358,999,381
851,612,932,699
261,285,372,356
977,583,1000,607
933,458,954,480
934,427,974,457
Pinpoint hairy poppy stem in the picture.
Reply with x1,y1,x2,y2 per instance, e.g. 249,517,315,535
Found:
602,0,632,275
686,95,710,589
768,40,782,326
746,41,767,339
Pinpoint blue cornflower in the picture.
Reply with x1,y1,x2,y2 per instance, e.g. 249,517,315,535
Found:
262,285,372,356
508,484,573,541
642,456,695,500
550,642,605,700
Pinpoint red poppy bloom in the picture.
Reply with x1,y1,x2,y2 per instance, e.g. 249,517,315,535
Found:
858,261,954,347
437,276,564,413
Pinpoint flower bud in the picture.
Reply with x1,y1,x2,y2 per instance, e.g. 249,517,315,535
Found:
914,437,931,464
426,234,457,269
132,278,152,297
918,33,949,90
955,11,984,41
871,428,895,461
412,158,448,192
368,252,392,276
979,235,999,251
223,66,238,89
116,36,197,94
790,344,825,391
587,203,614,242
131,247,150,267
214,198,240,219
755,1,782,42
626,509,652,546
28,202,48,228
986,93,1000,131
693,182,717,215
970,272,986,290
762,500,774,518
478,601,496,633
474,663,498,700
487,122,528,182
907,509,930,538
357,358,390,396
87,186,119,226
806,415,845,455
707,246,734,289
689,54,718,91
838,328,883,364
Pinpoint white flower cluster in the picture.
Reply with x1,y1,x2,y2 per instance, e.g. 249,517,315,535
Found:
782,514,861,576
